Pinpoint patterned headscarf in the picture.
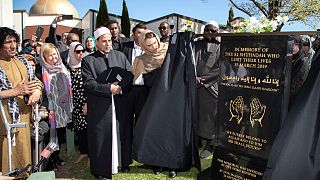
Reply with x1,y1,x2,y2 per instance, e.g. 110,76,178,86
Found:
39,43,73,128
39,43,66,74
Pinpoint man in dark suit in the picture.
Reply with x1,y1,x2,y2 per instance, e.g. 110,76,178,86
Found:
119,23,147,172
106,20,129,51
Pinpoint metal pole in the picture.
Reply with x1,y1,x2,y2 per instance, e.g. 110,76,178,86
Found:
0,101,12,172
0,100,26,173
34,104,40,166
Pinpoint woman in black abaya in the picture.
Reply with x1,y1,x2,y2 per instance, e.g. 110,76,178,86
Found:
263,39,320,180
132,32,201,178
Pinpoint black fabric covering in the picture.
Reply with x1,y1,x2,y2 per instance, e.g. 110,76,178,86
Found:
132,32,201,170
263,50,320,180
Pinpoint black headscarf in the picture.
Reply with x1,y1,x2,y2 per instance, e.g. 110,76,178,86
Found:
289,35,309,105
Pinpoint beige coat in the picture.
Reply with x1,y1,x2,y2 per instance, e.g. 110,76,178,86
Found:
0,57,34,178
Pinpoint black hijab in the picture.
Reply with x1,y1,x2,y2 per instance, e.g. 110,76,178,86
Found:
289,35,308,104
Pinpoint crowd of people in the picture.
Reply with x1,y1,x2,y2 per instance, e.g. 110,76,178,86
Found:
0,14,319,180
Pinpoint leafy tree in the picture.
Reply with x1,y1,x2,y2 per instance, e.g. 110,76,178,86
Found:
227,7,235,27
228,0,320,30
96,0,110,28
121,0,131,37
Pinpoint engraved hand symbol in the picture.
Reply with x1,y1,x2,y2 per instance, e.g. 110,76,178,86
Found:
229,96,244,124
249,98,266,127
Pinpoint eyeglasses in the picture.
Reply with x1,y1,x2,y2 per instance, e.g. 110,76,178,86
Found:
75,49,85,54
158,26,167,30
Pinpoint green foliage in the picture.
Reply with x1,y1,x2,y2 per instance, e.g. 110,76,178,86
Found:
229,0,320,30
227,7,234,27
96,0,110,28
121,0,131,37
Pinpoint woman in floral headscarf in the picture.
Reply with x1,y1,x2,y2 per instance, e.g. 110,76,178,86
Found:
39,43,73,170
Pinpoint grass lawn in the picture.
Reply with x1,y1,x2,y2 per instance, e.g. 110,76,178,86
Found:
55,148,212,180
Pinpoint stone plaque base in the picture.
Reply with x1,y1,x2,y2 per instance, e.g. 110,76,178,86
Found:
211,148,266,180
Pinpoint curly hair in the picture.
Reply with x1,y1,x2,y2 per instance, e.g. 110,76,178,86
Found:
0,27,20,48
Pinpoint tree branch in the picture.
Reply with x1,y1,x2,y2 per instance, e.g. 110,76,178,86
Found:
229,0,252,16
250,0,268,16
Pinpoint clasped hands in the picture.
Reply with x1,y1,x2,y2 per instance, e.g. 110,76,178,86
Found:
14,78,41,105
110,82,122,95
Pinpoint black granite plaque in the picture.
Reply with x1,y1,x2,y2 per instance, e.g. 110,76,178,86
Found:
201,35,293,180
217,35,292,160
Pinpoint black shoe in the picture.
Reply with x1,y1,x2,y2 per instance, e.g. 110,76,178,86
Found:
120,166,130,173
153,166,162,175
169,170,177,178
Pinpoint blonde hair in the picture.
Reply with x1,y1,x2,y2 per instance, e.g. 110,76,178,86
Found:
39,43,64,73
42,43,57,61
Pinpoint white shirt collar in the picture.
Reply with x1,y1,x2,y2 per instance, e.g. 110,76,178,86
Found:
133,41,141,49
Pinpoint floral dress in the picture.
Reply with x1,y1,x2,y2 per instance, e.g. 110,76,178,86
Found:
70,67,87,132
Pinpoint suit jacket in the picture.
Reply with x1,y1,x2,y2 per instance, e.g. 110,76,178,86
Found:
113,37,129,51
121,41,134,65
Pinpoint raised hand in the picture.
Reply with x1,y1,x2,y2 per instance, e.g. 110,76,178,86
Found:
229,96,244,124
249,98,266,127
54,15,64,23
